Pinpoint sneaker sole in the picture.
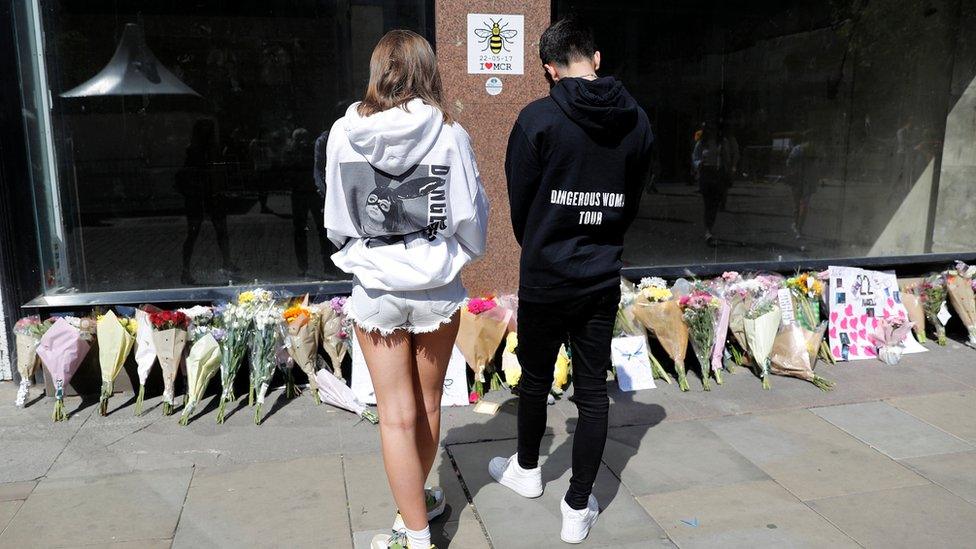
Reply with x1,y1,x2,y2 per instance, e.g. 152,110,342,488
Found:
560,514,598,544
488,464,544,498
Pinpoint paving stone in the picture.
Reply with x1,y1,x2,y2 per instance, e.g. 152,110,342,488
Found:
807,484,976,548
602,421,769,497
449,436,673,548
73,540,173,549
638,480,858,548
811,401,974,459
440,393,569,445
705,410,928,500
0,481,35,502
889,390,976,444
0,467,192,546
901,451,976,505
173,456,350,548
0,500,22,536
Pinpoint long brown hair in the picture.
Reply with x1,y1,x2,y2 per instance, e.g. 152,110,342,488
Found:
357,30,453,124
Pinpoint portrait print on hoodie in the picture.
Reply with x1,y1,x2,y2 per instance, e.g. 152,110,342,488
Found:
324,99,489,291
338,162,449,238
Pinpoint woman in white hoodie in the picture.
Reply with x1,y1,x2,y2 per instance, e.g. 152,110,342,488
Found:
324,30,488,549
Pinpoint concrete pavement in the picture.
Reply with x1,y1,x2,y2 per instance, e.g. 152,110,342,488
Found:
1,339,975,548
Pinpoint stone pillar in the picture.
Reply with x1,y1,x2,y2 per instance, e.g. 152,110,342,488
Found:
436,0,551,296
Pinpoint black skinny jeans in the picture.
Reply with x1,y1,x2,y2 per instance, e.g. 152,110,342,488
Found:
517,286,619,510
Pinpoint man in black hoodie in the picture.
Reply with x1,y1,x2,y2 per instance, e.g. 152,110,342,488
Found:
488,17,653,544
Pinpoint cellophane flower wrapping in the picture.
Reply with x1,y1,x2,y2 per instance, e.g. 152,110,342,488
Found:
946,268,976,347
315,369,378,424
36,317,92,421
180,333,222,425
786,272,835,364
744,301,781,390
150,309,190,415
501,332,521,387
133,308,158,415
456,297,511,396
618,278,671,384
285,297,321,402
96,310,136,415
13,316,52,407
320,296,351,379
633,292,690,391
680,290,720,390
919,274,949,345
246,290,281,425
869,316,914,365
770,322,834,391
214,301,251,423
897,278,927,343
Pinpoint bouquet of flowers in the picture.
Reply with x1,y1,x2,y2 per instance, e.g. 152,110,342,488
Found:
919,274,949,346
275,341,296,398
133,307,159,415
618,279,671,383
724,273,753,369
284,297,322,402
743,298,781,390
501,332,521,388
320,296,351,379
633,278,690,391
149,309,189,415
456,296,512,396
214,301,250,423
770,322,834,391
243,289,281,424
180,305,217,343
96,310,136,415
36,317,94,421
13,315,53,407
946,261,976,347
680,289,722,390
869,316,915,365
315,369,378,424
179,332,222,425
897,278,928,343
786,271,835,364
705,277,734,376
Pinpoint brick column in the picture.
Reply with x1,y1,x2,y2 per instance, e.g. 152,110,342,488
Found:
436,0,550,296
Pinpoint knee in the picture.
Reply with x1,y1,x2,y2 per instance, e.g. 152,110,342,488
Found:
420,395,441,420
572,385,609,418
380,405,418,432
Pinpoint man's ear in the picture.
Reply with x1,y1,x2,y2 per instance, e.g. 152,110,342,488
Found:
593,51,601,72
543,63,559,82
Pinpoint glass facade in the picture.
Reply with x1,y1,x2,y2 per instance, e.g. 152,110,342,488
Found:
13,0,432,295
558,0,976,270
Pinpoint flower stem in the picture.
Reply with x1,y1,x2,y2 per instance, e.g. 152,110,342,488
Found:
314,391,322,405
762,376,771,390
361,409,379,424
248,384,255,406
162,402,173,416
675,361,689,392
215,398,227,424
254,404,262,425
812,375,834,392
53,398,66,422
649,352,673,384
99,396,108,417
134,385,145,416
713,367,723,385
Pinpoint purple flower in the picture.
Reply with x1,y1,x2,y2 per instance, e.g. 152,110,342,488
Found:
212,328,227,341
330,296,347,314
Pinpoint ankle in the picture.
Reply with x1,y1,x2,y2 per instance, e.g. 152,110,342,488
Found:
405,525,431,549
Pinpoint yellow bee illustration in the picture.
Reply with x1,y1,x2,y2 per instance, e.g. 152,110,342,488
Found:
474,18,518,55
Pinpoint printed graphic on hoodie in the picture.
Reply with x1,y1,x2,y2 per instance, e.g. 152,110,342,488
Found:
339,162,450,237
549,190,626,225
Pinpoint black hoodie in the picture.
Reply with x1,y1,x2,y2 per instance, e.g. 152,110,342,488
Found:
506,76,653,302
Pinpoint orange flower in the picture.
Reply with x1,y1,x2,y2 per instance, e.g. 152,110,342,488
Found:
283,304,309,323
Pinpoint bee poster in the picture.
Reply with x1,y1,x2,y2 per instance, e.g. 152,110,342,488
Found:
826,266,927,361
467,13,524,74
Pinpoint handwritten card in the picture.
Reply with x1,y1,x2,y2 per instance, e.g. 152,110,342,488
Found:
611,336,657,392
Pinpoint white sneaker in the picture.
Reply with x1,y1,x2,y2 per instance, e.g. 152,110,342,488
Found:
488,454,543,498
392,487,446,532
560,494,600,544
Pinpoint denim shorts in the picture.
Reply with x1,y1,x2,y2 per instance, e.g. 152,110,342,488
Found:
346,277,466,335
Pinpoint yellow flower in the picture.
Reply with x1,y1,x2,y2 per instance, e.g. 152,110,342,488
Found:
642,286,673,302
504,332,518,354
238,291,255,304
553,345,571,388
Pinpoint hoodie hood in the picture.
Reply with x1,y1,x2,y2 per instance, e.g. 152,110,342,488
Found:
343,98,444,176
549,77,639,138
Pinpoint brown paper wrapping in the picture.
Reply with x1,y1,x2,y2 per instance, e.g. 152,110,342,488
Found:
319,309,347,377
727,294,753,360
456,308,509,381
946,276,976,332
152,328,188,403
632,297,688,365
15,333,41,381
287,314,321,394
898,278,927,341
770,324,822,383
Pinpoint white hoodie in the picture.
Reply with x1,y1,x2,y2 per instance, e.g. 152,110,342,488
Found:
324,99,489,291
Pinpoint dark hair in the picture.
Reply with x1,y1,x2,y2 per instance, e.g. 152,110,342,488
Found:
539,17,596,67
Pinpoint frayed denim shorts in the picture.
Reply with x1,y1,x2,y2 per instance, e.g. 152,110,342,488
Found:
346,277,466,336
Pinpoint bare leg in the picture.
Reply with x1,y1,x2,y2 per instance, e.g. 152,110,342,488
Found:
412,314,460,479
356,327,428,532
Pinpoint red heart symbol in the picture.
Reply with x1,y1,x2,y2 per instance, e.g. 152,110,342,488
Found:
832,345,841,357
850,346,859,356
850,317,858,329
845,304,853,316
851,331,859,342
887,298,895,308
840,318,848,330
883,309,891,319
858,328,867,340
830,311,839,322
872,318,879,329
829,327,837,339
484,62,493,69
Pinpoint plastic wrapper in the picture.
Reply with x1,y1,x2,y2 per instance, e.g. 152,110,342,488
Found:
633,296,690,391
770,322,834,391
